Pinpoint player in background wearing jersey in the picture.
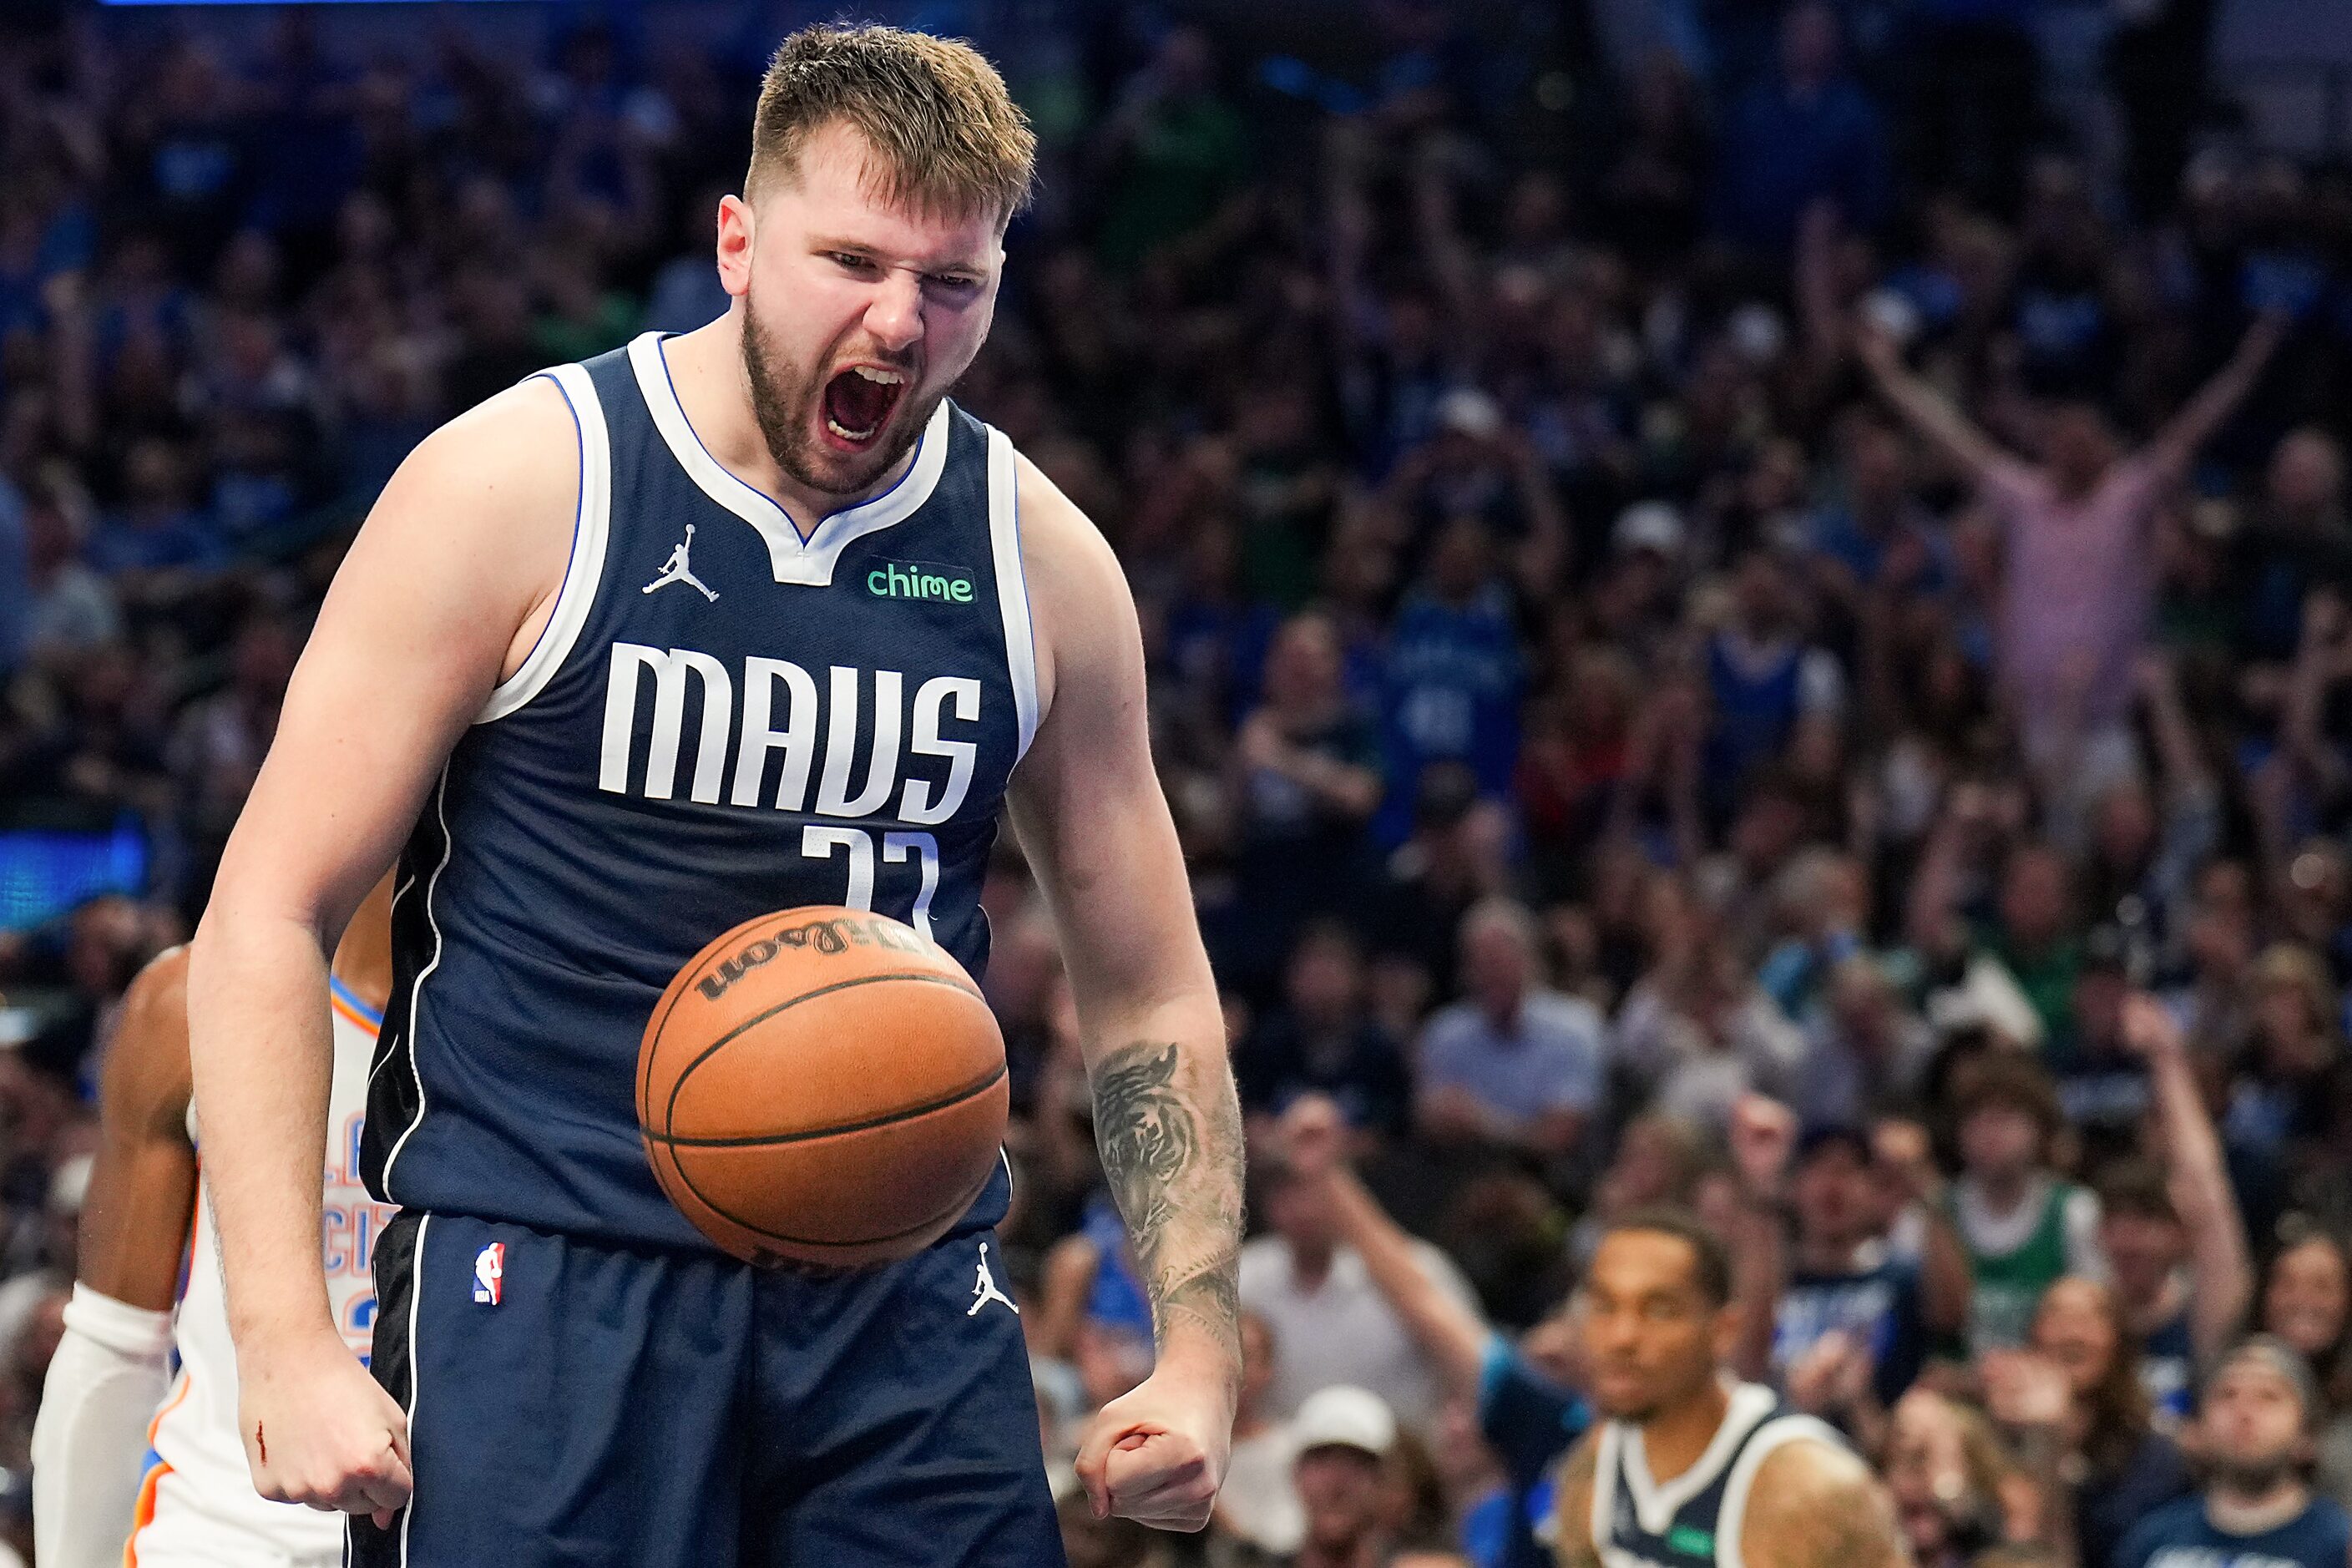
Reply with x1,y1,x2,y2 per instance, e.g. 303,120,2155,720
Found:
185,24,1241,1565
1548,1210,1911,1568
32,876,393,1568
2114,1338,2352,1568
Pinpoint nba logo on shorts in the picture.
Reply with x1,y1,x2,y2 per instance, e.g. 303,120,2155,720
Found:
473,1242,504,1305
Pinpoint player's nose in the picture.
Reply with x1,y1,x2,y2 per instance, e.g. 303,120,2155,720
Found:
863,273,924,353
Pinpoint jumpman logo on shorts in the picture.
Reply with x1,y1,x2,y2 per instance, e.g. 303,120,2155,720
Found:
643,524,718,601
967,1242,1018,1318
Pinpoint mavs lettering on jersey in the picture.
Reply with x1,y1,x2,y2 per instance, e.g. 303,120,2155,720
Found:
364,333,1038,1253
598,650,984,928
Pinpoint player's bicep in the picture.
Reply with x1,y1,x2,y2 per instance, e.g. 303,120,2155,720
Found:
1005,473,1207,1012
215,380,579,932
76,951,200,1311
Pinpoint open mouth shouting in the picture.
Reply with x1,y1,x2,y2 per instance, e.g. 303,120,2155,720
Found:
820,363,908,452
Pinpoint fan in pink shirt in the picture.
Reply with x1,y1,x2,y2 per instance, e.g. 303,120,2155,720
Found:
1859,315,2284,776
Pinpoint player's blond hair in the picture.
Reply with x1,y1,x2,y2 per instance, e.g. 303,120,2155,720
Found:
746,24,1035,229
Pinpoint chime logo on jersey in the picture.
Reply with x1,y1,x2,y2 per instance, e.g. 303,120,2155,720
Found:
867,560,974,604
473,1242,504,1305
598,645,984,823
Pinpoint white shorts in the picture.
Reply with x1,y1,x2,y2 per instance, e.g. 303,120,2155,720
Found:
125,1458,345,1568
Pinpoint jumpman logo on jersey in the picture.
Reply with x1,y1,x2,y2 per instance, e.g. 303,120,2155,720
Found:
642,524,718,602
967,1242,1018,1318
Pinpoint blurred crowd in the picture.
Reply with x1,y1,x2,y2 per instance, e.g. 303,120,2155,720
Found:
6,0,2352,1565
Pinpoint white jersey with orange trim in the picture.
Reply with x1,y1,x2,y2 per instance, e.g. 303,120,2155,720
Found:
124,975,394,1567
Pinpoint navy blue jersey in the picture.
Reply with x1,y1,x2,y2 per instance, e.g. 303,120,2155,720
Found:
1581,1383,1843,1568
1774,1252,1930,1408
2115,1494,2352,1568
364,334,1037,1252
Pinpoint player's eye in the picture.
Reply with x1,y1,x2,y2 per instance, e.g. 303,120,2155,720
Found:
927,274,980,296
830,252,878,274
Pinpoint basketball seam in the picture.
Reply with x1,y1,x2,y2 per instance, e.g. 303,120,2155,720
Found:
655,969,988,1141
645,1060,1007,1148
639,961,695,1128
641,907,857,1124
667,1151,999,1255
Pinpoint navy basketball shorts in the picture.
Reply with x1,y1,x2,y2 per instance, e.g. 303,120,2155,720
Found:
349,1212,1065,1566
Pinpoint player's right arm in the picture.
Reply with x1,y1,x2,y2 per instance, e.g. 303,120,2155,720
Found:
1547,1429,1603,1568
32,948,197,1568
186,377,579,1524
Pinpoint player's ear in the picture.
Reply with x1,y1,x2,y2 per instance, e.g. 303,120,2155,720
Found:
716,193,756,298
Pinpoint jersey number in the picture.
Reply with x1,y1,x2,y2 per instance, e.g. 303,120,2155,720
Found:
802,827,940,939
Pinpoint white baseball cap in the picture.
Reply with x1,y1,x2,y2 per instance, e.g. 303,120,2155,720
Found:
1434,387,1505,442
1614,500,1686,557
1289,1385,1397,1459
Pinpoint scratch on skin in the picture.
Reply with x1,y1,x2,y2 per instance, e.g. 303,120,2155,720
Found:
255,1420,266,1464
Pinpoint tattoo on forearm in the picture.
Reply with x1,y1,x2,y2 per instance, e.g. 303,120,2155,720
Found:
1091,1039,1245,1362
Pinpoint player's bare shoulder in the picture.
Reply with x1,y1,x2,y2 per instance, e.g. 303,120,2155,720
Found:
1009,448,1138,724
328,374,585,685
1737,1431,1910,1568
1547,1428,1604,1568
371,377,580,542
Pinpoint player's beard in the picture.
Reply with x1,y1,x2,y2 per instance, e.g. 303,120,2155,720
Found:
741,293,937,500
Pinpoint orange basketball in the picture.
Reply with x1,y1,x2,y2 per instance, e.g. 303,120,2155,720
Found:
637,905,1008,1268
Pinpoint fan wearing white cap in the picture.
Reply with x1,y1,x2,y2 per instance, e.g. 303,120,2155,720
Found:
1288,1385,1396,1568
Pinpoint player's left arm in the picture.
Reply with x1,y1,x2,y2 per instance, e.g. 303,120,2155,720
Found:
1005,455,1242,1533
32,948,198,1568
1738,1437,1913,1568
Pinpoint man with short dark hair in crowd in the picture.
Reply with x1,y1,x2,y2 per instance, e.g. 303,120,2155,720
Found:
1238,1140,1483,1433
1732,1106,1969,1415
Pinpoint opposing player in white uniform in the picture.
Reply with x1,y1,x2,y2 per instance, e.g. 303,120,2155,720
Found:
33,876,393,1568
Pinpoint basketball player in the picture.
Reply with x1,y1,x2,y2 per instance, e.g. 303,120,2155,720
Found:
184,25,1242,1566
1550,1212,1911,1568
31,876,393,1568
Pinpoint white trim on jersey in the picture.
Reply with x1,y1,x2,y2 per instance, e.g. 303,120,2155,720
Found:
377,768,453,1194
1591,1417,1621,1556
478,362,613,725
984,426,1039,762
625,332,949,588
1713,1414,1847,1568
1618,1381,1777,1535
